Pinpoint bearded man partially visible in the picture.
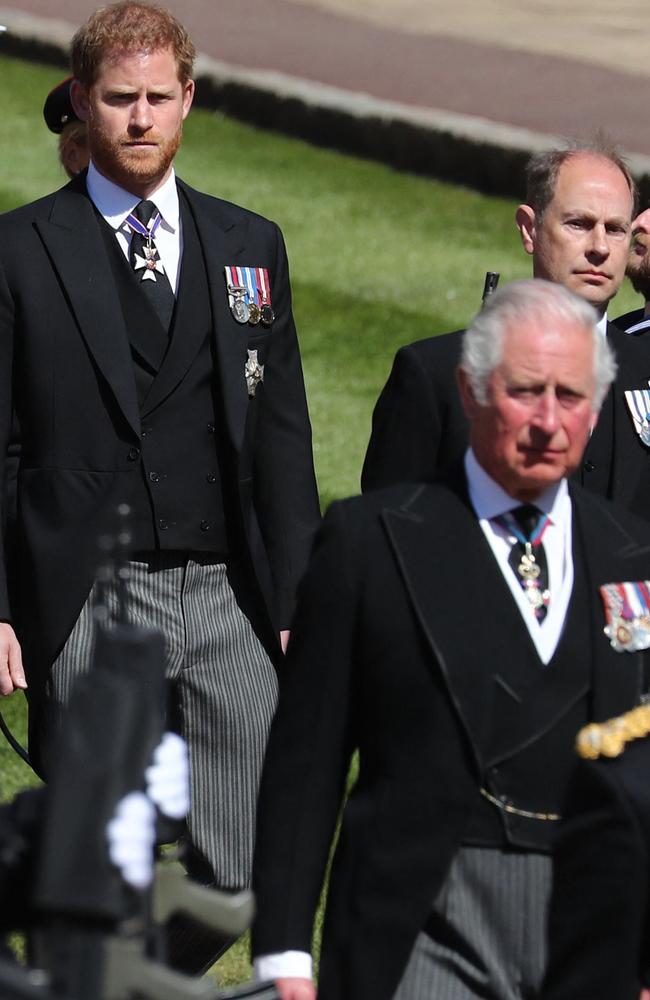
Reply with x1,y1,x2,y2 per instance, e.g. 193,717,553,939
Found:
614,218,650,335
0,0,320,973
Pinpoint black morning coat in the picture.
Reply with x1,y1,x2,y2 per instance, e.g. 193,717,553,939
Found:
542,729,650,1000
0,173,320,744
251,473,650,1000
361,322,650,519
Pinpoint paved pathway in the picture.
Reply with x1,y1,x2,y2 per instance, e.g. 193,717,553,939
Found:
2,0,649,155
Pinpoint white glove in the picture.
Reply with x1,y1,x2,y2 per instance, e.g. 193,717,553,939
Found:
144,731,190,820
106,790,156,889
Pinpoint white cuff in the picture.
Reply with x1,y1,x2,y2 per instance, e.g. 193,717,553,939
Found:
254,951,313,981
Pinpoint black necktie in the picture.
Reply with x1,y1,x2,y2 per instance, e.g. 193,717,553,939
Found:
507,504,550,622
128,199,175,331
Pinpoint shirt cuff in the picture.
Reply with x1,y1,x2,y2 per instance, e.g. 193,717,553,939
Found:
254,951,313,981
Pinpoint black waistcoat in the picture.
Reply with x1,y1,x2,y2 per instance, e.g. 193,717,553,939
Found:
463,535,593,852
98,193,229,553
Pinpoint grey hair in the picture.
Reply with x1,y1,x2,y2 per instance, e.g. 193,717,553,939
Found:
460,279,617,411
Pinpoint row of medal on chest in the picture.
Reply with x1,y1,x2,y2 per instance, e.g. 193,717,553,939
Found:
228,283,275,327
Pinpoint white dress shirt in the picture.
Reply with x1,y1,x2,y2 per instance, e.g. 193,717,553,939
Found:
85,161,182,292
464,449,573,664
254,455,575,983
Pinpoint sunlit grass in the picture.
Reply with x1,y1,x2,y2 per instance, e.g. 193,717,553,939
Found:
0,50,643,985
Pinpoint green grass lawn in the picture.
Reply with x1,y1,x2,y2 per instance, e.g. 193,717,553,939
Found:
0,51,643,988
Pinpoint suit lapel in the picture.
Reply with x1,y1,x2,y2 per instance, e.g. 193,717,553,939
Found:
578,325,615,494
572,487,648,719
384,480,650,773
382,479,513,768
175,181,251,452
35,179,140,439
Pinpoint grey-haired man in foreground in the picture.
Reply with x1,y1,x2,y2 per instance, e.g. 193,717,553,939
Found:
252,280,650,1000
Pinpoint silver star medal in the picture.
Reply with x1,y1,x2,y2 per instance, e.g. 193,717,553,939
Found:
245,349,264,397
624,388,650,447
133,244,165,283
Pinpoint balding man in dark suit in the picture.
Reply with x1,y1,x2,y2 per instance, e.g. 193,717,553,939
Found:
363,140,650,520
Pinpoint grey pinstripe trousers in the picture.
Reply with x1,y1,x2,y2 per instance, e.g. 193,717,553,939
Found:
392,847,551,1000
46,555,278,892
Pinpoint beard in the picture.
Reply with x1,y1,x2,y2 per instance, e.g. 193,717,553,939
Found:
627,242,650,300
87,115,183,193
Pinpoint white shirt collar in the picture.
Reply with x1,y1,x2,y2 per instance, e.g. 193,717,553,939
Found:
85,161,180,234
597,313,608,338
464,447,568,523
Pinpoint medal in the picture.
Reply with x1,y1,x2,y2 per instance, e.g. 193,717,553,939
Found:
255,266,274,325
133,244,165,282
601,580,650,651
244,349,264,396
495,509,550,622
260,302,275,326
616,622,633,646
227,282,249,324
517,543,541,581
523,581,549,613
224,264,275,326
624,388,650,448
225,266,275,327
641,419,650,446
126,208,166,283
232,297,250,324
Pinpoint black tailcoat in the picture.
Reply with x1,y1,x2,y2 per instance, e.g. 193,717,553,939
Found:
0,174,320,709
613,305,648,333
361,324,650,519
252,479,650,1000
543,738,650,1000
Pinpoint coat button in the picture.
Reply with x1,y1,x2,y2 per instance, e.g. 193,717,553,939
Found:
200,520,210,532
158,518,168,530
206,473,216,484
584,460,596,472
149,472,160,483
207,423,215,434
128,446,141,462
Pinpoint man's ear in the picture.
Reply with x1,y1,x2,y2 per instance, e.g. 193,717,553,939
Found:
181,78,195,120
515,204,537,256
457,366,480,421
70,79,90,123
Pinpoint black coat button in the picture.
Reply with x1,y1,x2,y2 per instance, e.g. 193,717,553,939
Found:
128,446,141,461
206,473,216,484
584,460,596,472
200,520,210,532
158,519,168,530
149,472,160,483
207,423,215,434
